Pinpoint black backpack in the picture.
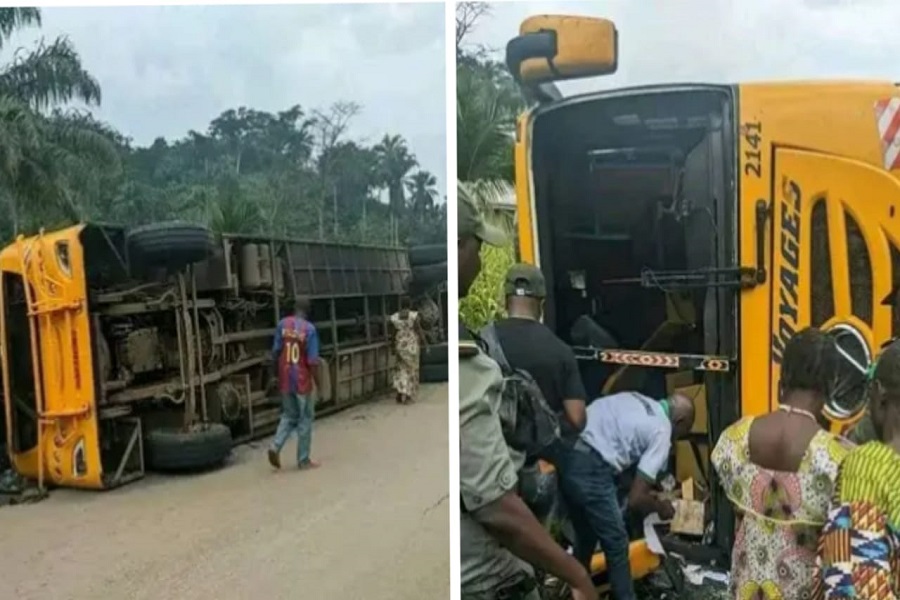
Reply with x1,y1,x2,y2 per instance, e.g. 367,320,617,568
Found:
479,323,561,461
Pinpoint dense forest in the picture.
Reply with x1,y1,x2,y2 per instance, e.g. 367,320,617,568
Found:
0,7,445,247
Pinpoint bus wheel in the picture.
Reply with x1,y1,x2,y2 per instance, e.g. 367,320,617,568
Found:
126,222,215,272
409,262,447,289
408,243,447,267
421,342,448,365
420,362,448,383
144,423,232,472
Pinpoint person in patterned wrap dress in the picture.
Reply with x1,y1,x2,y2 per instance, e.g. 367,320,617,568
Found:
712,328,851,600
816,339,900,600
390,298,424,404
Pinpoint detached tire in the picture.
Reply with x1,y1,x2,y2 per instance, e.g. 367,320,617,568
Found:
420,362,448,383
145,423,232,472
127,222,215,270
408,244,447,267
421,343,448,365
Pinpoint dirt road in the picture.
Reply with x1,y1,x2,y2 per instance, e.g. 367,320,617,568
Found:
0,384,449,600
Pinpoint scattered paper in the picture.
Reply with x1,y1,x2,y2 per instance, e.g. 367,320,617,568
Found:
643,512,666,555
682,564,730,586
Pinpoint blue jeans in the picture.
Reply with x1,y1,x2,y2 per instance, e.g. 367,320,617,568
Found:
270,393,314,465
559,441,635,600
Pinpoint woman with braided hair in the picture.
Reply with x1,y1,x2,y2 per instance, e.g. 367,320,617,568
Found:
712,328,852,600
816,340,900,599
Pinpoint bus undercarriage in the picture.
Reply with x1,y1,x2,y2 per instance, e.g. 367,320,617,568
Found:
2,222,410,490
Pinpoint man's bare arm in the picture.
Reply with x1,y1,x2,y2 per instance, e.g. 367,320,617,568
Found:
562,399,587,432
473,493,596,596
562,350,588,432
627,476,674,520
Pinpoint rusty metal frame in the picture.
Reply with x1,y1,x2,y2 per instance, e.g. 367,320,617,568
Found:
331,341,393,408
107,416,144,488
83,232,411,486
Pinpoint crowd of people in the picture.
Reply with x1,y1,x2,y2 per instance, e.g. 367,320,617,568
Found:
458,196,694,600
457,196,900,600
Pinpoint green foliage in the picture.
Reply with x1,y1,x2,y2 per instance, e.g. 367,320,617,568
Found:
458,177,519,332
459,240,515,331
0,8,445,248
456,4,525,184
457,6,526,331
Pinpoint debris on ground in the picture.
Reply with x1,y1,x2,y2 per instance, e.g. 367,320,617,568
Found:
637,560,730,600
0,470,48,507
682,564,729,588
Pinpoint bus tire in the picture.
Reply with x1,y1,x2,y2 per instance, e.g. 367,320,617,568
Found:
420,362,448,383
421,343,448,365
410,262,447,289
408,244,447,267
145,423,232,472
127,222,215,270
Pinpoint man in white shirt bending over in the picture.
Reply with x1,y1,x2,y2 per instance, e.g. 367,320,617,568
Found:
559,391,695,600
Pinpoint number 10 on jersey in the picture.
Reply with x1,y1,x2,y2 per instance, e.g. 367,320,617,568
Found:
286,341,302,365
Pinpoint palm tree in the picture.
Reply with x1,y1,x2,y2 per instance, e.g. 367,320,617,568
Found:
0,36,101,111
374,134,417,214
206,175,263,234
0,8,101,111
0,8,115,234
456,48,526,184
0,95,40,234
405,170,438,213
31,109,121,220
0,108,120,234
374,134,417,244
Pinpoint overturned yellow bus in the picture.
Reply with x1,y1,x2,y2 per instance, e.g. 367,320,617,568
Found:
0,222,408,490
506,13,900,587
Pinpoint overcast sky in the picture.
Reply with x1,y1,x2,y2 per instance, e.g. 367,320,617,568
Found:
462,0,900,95
11,3,446,197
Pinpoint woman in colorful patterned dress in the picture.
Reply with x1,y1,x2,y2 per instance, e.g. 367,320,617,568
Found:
389,298,425,404
712,328,851,600
817,340,900,600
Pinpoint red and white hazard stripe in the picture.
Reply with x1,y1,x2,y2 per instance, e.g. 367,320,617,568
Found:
875,98,900,170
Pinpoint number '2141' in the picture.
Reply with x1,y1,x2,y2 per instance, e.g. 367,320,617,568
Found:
743,121,762,178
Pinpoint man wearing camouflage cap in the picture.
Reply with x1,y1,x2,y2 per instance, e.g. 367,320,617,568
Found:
458,193,596,600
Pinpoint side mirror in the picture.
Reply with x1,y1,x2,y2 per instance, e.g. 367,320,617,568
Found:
506,15,618,87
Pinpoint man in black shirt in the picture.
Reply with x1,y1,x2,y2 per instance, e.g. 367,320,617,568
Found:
492,263,588,440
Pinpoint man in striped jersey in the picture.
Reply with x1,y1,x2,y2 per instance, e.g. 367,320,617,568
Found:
268,296,322,470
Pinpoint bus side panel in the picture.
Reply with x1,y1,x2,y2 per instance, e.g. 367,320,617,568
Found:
736,91,774,418
771,149,898,430
739,82,900,426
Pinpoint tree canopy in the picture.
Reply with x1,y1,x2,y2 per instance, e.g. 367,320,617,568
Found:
456,4,526,330
0,7,444,247
456,2,525,184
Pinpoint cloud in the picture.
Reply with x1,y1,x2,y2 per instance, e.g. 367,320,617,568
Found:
462,0,900,95
5,3,446,193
